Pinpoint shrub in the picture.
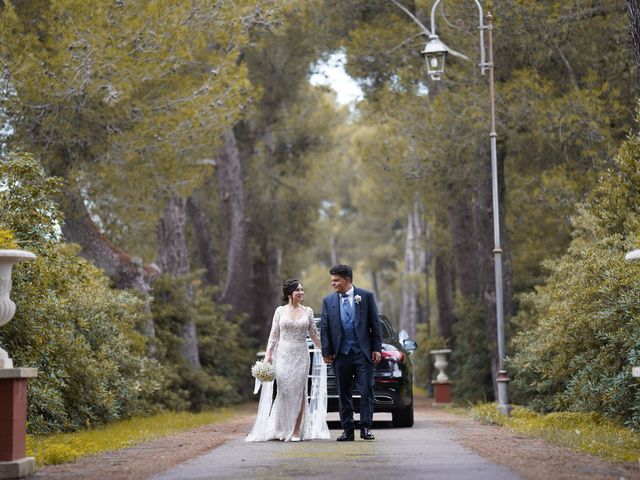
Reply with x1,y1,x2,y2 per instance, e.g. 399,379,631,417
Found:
4,234,164,435
0,153,163,433
451,299,494,402
412,324,447,389
0,152,63,248
39,444,80,466
470,402,640,462
151,274,250,411
0,229,18,249
510,128,640,429
469,401,536,426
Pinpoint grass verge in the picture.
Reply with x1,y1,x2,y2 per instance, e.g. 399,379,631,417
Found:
27,407,239,467
469,402,640,463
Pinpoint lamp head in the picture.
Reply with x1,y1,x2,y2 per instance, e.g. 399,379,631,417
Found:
422,35,448,81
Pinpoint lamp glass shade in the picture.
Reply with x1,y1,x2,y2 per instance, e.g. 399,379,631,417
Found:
422,35,448,81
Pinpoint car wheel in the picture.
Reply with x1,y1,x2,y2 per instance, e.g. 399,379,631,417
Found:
392,405,414,427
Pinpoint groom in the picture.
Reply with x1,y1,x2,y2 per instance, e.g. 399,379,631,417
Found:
321,264,382,441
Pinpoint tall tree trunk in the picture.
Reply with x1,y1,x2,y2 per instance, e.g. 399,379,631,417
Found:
628,0,640,84
399,199,426,338
330,235,338,266
217,128,251,318
61,184,155,292
371,271,380,306
399,211,417,338
435,253,456,345
156,196,201,370
421,222,432,329
446,186,481,300
186,192,219,286
475,151,499,395
60,181,158,338
252,241,282,342
247,127,284,342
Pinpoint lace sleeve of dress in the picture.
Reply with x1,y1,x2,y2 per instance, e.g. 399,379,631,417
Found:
307,307,322,350
265,307,281,359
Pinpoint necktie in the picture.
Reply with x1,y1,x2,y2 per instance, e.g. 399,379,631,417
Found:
341,294,351,320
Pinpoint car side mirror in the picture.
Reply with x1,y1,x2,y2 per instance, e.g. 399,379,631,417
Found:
399,329,409,343
403,339,417,353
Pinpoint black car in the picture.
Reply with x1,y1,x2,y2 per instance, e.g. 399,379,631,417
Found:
309,315,417,428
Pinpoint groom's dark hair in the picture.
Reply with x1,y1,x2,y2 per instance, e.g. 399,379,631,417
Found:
330,264,352,281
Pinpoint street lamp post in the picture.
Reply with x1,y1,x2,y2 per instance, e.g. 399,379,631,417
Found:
422,0,511,416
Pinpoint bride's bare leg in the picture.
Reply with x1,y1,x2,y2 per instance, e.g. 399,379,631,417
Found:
293,392,305,437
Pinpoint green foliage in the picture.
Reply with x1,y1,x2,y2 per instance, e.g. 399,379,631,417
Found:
412,324,447,389
495,0,633,292
328,0,636,408
0,152,63,248
510,126,640,429
245,86,339,279
503,68,628,292
3,242,164,434
469,401,535,427
0,229,18,249
331,0,635,327
2,0,637,439
0,0,281,262
150,275,249,411
37,444,79,466
470,402,640,463
451,300,494,402
0,154,163,433
27,407,237,466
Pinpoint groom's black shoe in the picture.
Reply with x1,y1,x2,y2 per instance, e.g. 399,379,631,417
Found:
360,427,375,440
336,429,355,441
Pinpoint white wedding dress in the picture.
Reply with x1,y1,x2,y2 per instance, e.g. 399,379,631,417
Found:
246,305,330,442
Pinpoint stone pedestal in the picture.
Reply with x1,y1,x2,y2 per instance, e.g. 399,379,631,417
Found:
0,368,37,479
432,381,452,405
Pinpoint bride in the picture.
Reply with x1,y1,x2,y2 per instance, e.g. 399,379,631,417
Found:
246,278,330,442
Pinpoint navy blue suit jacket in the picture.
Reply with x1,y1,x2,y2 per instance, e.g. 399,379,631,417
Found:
320,287,382,363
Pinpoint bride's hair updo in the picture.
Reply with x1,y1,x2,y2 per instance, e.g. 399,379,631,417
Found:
282,278,300,303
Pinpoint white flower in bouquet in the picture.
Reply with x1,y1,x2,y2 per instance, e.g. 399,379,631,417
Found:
251,360,275,382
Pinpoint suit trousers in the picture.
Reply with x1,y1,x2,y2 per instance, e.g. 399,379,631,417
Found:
333,350,375,429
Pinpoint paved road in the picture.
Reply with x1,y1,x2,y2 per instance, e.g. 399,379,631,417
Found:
151,413,520,480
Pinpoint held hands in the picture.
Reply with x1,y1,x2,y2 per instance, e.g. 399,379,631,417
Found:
265,353,272,364
372,351,381,365
323,353,380,364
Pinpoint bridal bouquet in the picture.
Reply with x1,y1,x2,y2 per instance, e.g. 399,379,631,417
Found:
251,360,275,382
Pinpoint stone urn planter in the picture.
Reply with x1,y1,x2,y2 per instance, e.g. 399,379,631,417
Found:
624,250,640,379
0,249,37,479
0,249,36,369
430,349,452,405
431,349,452,382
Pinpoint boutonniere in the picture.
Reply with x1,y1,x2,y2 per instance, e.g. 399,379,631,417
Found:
354,295,362,304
